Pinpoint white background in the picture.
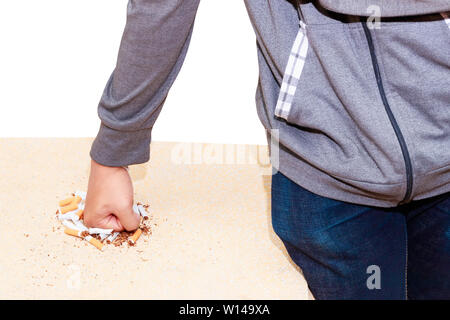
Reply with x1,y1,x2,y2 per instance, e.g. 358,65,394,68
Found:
0,0,266,145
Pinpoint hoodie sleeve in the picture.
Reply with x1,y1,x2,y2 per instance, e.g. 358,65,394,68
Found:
90,0,201,167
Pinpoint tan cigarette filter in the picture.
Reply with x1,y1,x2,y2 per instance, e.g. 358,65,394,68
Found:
130,229,142,244
60,202,78,214
64,227,82,238
88,237,104,251
75,209,84,219
73,196,82,205
59,197,75,207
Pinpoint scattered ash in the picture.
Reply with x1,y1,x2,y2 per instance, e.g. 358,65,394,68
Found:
113,216,152,247
110,204,153,248
113,230,134,247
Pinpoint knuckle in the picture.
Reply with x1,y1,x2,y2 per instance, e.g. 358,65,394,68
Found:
125,216,141,232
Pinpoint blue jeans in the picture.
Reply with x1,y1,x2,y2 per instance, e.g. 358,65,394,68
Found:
271,171,450,300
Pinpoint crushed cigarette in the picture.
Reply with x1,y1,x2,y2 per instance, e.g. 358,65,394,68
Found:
59,197,75,207
60,202,78,214
99,233,109,241
85,235,104,251
128,229,142,246
57,211,80,221
73,220,88,232
75,209,84,219
64,227,85,238
106,232,120,244
54,190,152,251
74,191,87,201
88,228,113,235
137,204,149,220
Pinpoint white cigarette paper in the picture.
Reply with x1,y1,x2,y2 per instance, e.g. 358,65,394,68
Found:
73,220,88,231
133,204,140,216
137,204,149,219
74,191,87,201
62,220,78,230
99,233,109,241
88,228,113,235
57,211,79,222
106,232,120,243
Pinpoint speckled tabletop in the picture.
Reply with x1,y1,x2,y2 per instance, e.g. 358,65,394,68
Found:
0,139,310,299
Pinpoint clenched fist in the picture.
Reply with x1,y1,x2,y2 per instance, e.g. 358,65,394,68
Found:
84,160,140,231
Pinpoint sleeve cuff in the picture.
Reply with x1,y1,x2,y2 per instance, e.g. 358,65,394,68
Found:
90,123,152,167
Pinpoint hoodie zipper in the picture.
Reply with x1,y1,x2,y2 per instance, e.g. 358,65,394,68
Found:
362,22,413,205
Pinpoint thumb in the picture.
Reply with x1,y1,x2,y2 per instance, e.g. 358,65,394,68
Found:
96,214,125,232
84,209,125,232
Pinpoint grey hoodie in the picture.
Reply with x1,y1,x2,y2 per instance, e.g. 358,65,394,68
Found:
91,0,450,207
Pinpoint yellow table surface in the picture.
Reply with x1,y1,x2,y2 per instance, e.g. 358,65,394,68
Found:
0,138,309,299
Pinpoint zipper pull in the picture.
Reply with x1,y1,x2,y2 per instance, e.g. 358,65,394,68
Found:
299,20,306,30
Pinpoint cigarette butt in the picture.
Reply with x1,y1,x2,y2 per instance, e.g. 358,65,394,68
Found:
73,196,82,205
62,220,77,230
64,227,83,238
129,229,142,244
59,197,75,207
99,233,109,241
73,220,88,231
137,205,149,220
85,236,104,251
75,209,84,219
57,211,79,222
88,228,113,235
133,204,140,216
106,232,119,244
60,202,78,214
74,191,87,201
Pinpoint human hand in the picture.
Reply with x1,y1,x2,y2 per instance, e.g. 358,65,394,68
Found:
84,159,140,232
